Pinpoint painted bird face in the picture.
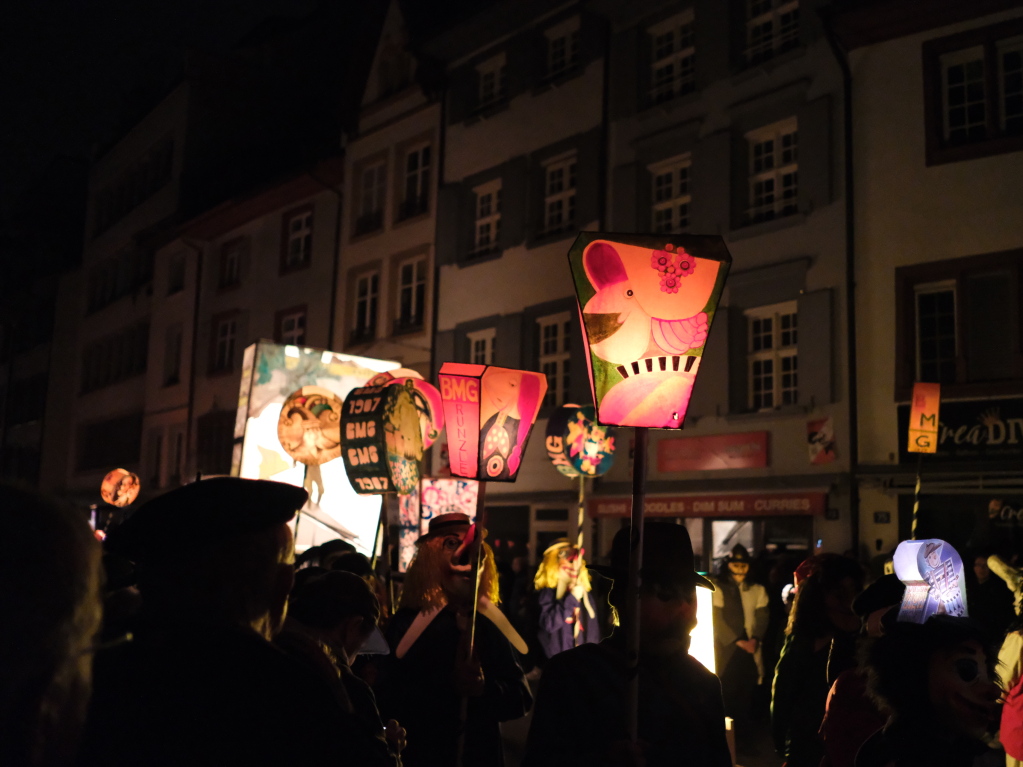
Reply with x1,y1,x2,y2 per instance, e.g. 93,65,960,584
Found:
928,640,1000,740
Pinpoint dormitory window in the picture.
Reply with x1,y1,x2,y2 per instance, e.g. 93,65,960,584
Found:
649,13,696,105
746,118,798,225
538,311,571,408
650,155,691,233
472,180,502,256
746,301,798,410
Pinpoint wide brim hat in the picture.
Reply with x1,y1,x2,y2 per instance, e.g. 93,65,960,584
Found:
590,522,714,591
421,512,471,539
106,477,307,564
727,544,752,564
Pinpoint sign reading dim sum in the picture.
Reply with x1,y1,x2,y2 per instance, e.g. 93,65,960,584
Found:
341,381,423,494
567,233,731,428
100,468,141,507
907,382,941,454
438,363,548,482
545,403,616,478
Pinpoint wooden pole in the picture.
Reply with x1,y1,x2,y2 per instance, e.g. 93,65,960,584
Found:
576,474,586,550
626,426,648,744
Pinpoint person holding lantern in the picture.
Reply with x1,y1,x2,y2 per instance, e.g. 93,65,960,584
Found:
534,539,601,659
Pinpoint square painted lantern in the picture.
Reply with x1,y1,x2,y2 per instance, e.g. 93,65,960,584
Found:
341,380,424,495
568,233,731,428
437,363,548,481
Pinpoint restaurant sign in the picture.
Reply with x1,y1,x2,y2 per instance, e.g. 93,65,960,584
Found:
657,431,768,472
588,490,826,518
897,397,1023,463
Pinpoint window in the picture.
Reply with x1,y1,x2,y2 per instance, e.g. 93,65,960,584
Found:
538,311,572,408
167,252,186,295
543,154,577,234
277,307,307,346
210,316,236,374
399,145,431,221
649,155,691,233
896,251,1023,399
477,53,508,111
396,256,427,333
219,238,243,288
92,138,174,237
746,117,798,225
649,13,695,105
164,324,182,386
196,410,234,476
76,413,143,471
282,208,313,270
472,180,502,256
356,163,386,235
467,328,496,365
924,21,1023,164
545,17,580,79
744,0,800,67
746,301,798,410
352,272,379,344
80,323,149,393
148,430,163,488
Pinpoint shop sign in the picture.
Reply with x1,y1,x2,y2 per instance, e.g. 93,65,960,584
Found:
657,431,768,472
588,490,826,518
897,397,1023,463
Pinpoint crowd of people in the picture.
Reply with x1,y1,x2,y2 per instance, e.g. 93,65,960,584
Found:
4,476,1023,767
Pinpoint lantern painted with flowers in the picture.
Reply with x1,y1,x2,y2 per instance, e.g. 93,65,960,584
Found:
568,233,731,428
546,403,616,478
437,363,548,481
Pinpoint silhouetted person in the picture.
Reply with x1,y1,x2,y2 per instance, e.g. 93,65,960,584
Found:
772,554,863,767
279,570,405,766
1,484,102,767
78,477,351,765
522,522,732,767
967,554,1014,644
857,617,1000,767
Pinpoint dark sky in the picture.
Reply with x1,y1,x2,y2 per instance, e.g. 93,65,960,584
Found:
0,0,321,216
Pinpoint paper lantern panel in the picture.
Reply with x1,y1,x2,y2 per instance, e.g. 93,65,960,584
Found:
546,403,616,478
341,381,424,494
438,363,548,482
277,386,344,466
568,233,731,428
100,468,141,507
907,382,940,454
894,538,967,623
389,376,445,449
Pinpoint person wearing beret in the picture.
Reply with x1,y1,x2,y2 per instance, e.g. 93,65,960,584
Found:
712,543,769,752
522,522,732,767
77,477,352,766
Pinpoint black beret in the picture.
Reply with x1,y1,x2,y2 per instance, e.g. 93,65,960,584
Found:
106,477,307,564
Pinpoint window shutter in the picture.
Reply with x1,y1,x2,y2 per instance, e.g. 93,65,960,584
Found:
797,288,833,406
447,65,475,124
500,156,529,249
688,308,729,420
434,330,456,376
797,96,832,214
689,131,731,234
609,27,640,119
569,307,589,403
575,128,601,228
610,162,640,231
696,0,731,86
436,185,465,266
495,314,522,369
727,305,749,413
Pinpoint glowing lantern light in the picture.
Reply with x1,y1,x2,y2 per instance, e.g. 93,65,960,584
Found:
893,538,967,622
389,376,445,449
437,363,548,482
546,403,616,478
277,386,344,466
567,233,731,428
691,582,716,673
340,380,424,494
100,468,141,507
907,382,940,454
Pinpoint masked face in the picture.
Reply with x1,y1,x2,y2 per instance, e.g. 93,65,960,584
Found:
728,561,749,583
557,546,582,582
427,526,475,604
928,640,1000,740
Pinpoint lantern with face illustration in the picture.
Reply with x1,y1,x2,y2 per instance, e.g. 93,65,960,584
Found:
100,468,141,508
437,363,548,482
341,380,424,495
546,403,616,478
568,233,731,428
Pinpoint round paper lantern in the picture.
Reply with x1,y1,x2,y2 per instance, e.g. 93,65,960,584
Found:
367,368,423,387
277,386,344,466
341,380,424,494
546,403,616,478
100,468,141,507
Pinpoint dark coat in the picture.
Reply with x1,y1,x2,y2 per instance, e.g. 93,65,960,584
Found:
378,606,531,767
522,634,733,767
536,587,601,659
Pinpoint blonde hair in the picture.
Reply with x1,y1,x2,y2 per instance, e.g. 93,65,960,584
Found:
533,544,591,592
400,537,500,611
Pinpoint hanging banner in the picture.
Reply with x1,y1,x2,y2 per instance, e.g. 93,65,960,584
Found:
546,403,617,478
894,538,967,622
341,381,424,495
807,417,837,465
567,233,731,428
907,382,941,454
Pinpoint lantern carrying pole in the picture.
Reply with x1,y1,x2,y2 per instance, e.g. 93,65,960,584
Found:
576,474,586,550
626,425,648,744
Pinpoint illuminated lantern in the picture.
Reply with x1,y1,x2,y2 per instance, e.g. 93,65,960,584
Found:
437,363,548,481
277,386,344,466
907,382,940,454
389,376,445,449
545,403,616,478
100,468,140,507
568,233,731,428
893,538,967,623
341,380,424,494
